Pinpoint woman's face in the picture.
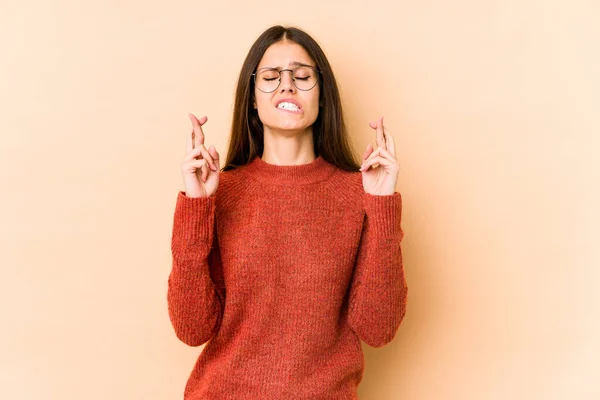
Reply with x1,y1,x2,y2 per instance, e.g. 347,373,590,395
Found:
253,40,320,135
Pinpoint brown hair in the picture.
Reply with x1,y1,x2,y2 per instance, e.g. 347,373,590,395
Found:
221,25,361,172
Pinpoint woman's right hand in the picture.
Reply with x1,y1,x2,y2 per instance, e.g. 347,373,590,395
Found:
180,113,220,198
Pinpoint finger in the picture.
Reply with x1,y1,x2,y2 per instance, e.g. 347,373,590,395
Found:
360,155,396,172
185,142,217,171
202,161,209,182
363,155,393,170
361,147,382,171
383,125,396,157
366,146,395,163
361,147,396,170
188,159,208,170
369,121,377,130
189,113,208,149
375,116,385,149
188,159,209,182
190,114,207,150
362,143,374,160
185,146,204,162
207,145,220,170
195,143,218,171
362,146,385,164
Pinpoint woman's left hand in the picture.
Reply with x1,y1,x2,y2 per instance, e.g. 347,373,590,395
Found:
360,116,400,195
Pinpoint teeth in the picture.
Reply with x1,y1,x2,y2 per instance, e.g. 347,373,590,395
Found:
277,102,300,111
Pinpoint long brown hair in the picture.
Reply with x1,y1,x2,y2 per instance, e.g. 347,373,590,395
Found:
221,25,361,172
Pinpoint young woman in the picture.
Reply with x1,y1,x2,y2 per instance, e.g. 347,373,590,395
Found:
168,25,408,399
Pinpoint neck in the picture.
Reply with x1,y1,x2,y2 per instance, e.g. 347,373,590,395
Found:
261,126,315,165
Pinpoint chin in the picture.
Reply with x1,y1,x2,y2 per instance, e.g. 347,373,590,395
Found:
261,117,306,131
274,118,316,131
272,121,312,132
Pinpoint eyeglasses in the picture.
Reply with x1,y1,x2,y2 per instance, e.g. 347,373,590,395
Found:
252,65,321,93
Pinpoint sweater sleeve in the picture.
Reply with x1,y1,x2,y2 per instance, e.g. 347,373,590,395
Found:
347,191,408,348
167,191,225,347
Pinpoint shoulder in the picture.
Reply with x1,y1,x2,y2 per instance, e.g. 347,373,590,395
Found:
330,166,363,190
324,166,365,210
212,167,248,208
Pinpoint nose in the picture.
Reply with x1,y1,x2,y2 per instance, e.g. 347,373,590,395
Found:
278,69,296,93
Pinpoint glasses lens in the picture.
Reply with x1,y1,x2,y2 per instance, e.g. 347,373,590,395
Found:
254,67,319,92
293,66,318,91
255,68,280,92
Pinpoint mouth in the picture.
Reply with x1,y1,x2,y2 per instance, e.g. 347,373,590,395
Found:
275,100,302,113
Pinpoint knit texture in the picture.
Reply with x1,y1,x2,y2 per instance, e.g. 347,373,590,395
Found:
168,155,408,399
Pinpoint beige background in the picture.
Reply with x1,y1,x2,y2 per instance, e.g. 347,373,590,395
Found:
1,0,599,399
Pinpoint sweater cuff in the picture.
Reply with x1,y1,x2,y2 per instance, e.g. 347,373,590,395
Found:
173,191,216,246
364,192,403,240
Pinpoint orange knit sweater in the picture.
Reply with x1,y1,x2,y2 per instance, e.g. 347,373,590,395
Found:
167,155,408,399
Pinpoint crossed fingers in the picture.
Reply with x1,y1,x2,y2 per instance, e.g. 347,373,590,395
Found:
186,114,217,171
360,116,398,172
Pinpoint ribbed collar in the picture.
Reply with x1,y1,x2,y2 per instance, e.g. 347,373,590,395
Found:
243,155,336,185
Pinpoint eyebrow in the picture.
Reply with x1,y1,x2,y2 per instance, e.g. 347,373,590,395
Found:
289,61,314,68
258,61,317,69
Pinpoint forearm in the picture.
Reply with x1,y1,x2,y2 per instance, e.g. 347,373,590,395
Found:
167,191,224,346
347,192,408,348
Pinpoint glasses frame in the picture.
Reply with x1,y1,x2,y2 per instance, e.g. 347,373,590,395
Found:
252,65,322,93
